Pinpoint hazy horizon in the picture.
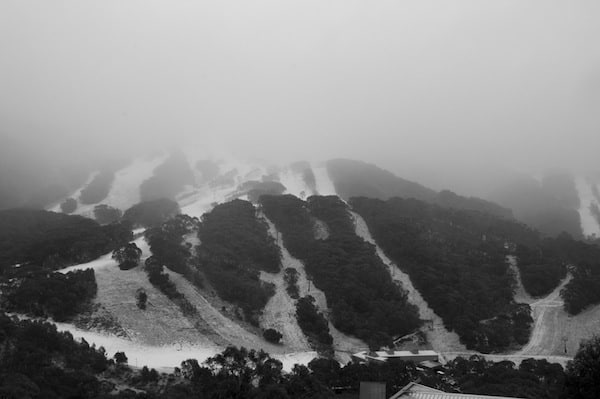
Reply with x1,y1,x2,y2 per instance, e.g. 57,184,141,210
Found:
2,1,600,198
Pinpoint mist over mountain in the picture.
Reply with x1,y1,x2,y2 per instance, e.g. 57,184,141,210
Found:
3,2,600,397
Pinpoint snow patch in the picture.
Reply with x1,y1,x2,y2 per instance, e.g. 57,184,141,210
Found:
58,236,150,274
312,162,336,196
575,177,600,237
279,167,311,199
14,314,316,371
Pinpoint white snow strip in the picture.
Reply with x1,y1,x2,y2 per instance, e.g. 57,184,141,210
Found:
48,171,99,213
312,162,336,196
575,176,600,237
12,314,316,371
105,155,167,211
279,168,311,199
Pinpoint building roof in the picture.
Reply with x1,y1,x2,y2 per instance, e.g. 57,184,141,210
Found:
353,350,439,362
389,383,524,399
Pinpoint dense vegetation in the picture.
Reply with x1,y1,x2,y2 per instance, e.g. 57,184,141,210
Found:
555,236,600,314
296,295,333,351
143,215,204,316
0,313,112,398
195,200,279,323
516,242,567,297
122,198,180,228
260,194,421,349
140,151,195,201
112,243,142,270
79,170,116,205
93,204,122,225
351,197,533,352
3,269,97,321
0,210,132,273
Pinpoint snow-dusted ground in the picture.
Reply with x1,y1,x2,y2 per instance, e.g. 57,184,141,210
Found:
279,167,313,199
104,155,167,211
49,155,167,219
51,225,319,371
14,314,315,371
312,162,336,196
58,235,150,274
575,176,600,237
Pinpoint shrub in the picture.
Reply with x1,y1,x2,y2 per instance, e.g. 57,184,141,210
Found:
263,328,283,344
60,198,77,213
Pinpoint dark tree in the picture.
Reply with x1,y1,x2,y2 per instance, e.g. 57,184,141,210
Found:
93,204,122,225
112,243,142,270
114,352,128,364
263,328,283,344
60,197,77,213
136,288,147,310
122,198,180,228
564,336,600,398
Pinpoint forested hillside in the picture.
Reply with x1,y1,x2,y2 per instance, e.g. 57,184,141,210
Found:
351,197,532,352
196,199,280,324
260,194,421,349
0,210,132,273
327,159,513,218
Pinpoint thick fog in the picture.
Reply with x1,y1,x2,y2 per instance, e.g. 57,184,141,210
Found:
1,0,600,195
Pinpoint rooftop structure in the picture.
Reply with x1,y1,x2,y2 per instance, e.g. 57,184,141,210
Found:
390,382,525,399
352,350,439,365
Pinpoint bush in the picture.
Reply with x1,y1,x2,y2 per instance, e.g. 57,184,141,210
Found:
263,328,283,344
136,288,147,310
93,204,122,225
122,198,180,228
4,269,97,321
60,198,77,213
112,243,142,270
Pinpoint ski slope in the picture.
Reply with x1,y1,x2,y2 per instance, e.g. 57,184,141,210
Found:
351,211,465,352
575,176,600,237
312,162,336,196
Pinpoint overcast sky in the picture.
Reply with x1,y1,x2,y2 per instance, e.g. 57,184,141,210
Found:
1,1,600,184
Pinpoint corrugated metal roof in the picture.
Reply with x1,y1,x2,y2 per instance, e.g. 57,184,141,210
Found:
390,383,524,399
400,394,523,399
